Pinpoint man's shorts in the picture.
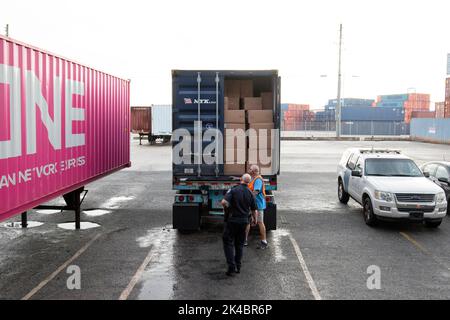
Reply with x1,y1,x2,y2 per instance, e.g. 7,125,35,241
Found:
257,210,264,223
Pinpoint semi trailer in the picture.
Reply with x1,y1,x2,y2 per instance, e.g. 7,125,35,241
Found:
0,35,131,228
131,105,172,145
172,70,281,231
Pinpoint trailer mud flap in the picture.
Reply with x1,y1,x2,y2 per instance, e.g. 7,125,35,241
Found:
173,203,201,231
264,203,277,231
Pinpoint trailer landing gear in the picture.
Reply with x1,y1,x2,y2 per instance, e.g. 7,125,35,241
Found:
35,187,87,230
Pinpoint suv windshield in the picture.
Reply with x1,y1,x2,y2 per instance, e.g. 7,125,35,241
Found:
365,158,423,177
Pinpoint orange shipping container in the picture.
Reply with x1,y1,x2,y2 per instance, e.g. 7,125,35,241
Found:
435,102,445,118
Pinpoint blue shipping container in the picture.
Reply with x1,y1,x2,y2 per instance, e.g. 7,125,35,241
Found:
341,121,409,136
341,106,404,121
411,118,450,143
378,94,409,101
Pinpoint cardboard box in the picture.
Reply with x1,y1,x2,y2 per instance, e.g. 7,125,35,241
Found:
240,80,254,98
225,97,240,110
248,124,275,149
247,148,272,165
259,163,274,175
247,110,273,123
242,97,262,110
261,92,274,110
225,80,240,97
224,148,247,164
224,134,247,150
248,123,275,130
224,110,245,123
224,164,246,176
224,123,246,131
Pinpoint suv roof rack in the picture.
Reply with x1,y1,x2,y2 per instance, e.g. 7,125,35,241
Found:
359,148,401,154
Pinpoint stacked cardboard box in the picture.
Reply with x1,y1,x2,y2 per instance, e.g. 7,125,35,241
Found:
244,95,274,175
223,80,275,175
224,80,249,175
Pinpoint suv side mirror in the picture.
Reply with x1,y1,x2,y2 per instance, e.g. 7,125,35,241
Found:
438,177,449,185
423,171,430,178
352,170,362,177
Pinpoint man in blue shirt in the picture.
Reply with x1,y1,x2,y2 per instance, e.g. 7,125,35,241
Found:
245,165,268,249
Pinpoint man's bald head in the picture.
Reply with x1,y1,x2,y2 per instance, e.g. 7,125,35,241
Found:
241,173,252,184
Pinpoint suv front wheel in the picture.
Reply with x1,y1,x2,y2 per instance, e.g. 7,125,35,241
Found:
363,196,378,227
338,179,350,204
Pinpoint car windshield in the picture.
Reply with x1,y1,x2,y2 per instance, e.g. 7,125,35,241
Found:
365,158,423,177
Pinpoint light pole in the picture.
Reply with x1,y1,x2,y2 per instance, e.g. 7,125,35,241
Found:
336,24,343,138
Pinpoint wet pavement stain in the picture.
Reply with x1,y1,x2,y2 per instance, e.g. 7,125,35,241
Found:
135,228,177,300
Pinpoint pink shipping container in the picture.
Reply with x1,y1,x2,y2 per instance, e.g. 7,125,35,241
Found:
0,35,131,225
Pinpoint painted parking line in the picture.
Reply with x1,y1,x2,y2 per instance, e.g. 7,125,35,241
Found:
119,246,155,300
400,232,450,271
288,234,322,300
22,233,102,300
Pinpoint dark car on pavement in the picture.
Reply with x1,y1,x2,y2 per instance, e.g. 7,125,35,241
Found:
421,161,450,214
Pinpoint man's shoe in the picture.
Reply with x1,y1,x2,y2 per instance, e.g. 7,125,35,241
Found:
257,241,268,250
226,268,235,276
244,240,248,247
235,266,241,274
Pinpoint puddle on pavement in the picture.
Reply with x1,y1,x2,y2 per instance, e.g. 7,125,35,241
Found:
135,228,176,299
102,196,135,209
271,229,291,262
57,222,101,230
83,209,111,217
3,221,44,229
36,209,61,215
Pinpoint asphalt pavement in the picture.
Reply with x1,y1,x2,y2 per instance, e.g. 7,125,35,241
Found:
1,139,450,300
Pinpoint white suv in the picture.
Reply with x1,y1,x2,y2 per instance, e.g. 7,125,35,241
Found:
337,148,447,228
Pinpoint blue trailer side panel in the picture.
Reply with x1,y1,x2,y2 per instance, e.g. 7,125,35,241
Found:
411,118,450,143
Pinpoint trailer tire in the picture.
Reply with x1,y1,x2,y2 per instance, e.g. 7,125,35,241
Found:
173,203,201,231
264,203,277,231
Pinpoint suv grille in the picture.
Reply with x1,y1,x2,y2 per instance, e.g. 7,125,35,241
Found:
395,194,435,203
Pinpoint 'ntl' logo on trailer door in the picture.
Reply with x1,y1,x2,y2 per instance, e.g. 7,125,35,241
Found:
183,98,216,105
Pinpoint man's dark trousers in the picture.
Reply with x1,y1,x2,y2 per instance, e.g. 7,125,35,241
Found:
223,221,247,271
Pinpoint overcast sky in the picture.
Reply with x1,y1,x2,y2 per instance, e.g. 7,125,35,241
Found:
1,0,450,109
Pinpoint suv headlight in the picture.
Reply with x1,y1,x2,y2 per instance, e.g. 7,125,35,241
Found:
436,192,446,204
375,191,394,202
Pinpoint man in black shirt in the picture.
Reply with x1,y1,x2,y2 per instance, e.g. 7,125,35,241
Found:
221,174,257,276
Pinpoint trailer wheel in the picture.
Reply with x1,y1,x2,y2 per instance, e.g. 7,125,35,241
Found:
173,203,201,232
264,203,277,231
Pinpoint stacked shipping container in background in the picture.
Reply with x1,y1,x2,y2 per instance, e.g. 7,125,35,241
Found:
376,93,431,123
446,78,450,118
435,102,446,118
282,104,314,131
